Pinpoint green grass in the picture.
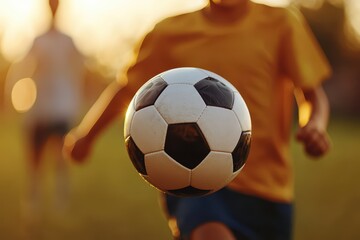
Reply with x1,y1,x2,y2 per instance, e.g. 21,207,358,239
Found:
0,113,359,240
292,117,360,240
0,113,171,240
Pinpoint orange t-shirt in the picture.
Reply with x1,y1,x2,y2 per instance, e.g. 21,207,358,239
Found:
124,2,331,202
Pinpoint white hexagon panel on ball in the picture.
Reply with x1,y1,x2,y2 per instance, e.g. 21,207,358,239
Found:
145,151,191,190
197,106,242,152
160,67,209,85
191,151,234,191
155,84,206,124
232,92,252,131
130,106,167,154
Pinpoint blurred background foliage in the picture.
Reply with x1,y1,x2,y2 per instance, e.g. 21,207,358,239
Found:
0,0,359,116
299,1,360,116
0,0,209,109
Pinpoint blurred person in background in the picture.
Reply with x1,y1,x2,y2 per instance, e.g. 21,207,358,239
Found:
63,0,332,239
5,0,85,219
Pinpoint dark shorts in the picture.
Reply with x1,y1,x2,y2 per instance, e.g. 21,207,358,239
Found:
162,187,293,240
30,121,71,150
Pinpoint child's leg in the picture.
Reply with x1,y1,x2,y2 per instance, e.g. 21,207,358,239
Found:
190,222,236,240
26,124,47,213
52,134,70,210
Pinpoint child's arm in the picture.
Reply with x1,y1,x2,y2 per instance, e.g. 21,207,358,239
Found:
63,81,132,162
296,85,331,158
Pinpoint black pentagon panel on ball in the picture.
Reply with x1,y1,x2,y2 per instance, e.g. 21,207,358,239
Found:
165,123,210,169
167,186,211,197
232,131,251,172
194,77,234,109
135,77,168,111
125,136,147,175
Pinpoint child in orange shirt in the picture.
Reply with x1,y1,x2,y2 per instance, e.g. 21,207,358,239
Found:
64,0,331,239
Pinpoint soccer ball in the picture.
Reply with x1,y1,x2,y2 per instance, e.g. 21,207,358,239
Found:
124,67,251,197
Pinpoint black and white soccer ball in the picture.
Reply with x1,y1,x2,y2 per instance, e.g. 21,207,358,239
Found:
124,67,251,197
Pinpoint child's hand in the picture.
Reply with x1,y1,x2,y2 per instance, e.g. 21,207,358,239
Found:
63,128,92,163
296,120,331,158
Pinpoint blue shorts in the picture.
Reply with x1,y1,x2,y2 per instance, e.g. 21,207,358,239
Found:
162,187,293,240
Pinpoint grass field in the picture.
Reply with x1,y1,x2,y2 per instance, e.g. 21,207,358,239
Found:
0,113,359,240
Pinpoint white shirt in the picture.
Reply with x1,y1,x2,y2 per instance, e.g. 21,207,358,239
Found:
26,29,85,125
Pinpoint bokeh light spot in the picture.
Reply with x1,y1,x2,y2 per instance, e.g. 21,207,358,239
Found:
11,78,37,113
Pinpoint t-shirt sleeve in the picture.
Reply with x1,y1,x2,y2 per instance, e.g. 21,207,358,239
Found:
280,7,332,89
120,23,173,96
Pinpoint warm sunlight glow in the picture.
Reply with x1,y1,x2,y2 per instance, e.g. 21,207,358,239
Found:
298,102,312,127
57,0,207,77
252,0,291,6
294,88,312,127
345,0,360,44
11,78,37,113
0,0,207,76
0,0,49,61
1,0,359,76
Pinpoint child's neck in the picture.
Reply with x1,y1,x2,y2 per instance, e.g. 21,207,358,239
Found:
203,0,250,24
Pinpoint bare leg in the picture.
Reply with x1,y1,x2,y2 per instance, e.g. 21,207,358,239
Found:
26,138,45,215
190,222,236,240
53,136,70,211
20,135,45,240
